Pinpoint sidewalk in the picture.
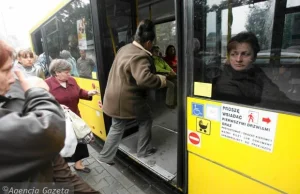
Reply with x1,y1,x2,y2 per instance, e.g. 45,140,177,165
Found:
69,145,148,194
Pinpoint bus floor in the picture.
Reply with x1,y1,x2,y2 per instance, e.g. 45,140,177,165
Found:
119,89,178,182
68,144,178,194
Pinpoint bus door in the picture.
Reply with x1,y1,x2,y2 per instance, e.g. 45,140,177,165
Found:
117,0,180,184
184,0,300,193
96,0,183,186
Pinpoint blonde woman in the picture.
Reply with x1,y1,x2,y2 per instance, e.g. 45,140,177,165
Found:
15,48,45,79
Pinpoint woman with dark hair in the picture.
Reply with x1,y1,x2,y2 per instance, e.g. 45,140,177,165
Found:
98,19,167,165
163,45,177,73
212,32,293,110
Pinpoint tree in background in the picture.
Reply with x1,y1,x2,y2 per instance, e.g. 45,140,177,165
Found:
245,3,273,50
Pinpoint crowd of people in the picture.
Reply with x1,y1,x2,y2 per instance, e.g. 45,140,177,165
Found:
0,17,297,191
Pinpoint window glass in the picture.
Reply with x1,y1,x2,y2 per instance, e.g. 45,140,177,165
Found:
138,6,149,20
155,21,177,56
287,0,300,8
138,1,176,59
45,31,60,59
279,13,300,102
138,1,175,22
43,18,60,59
193,0,300,113
57,0,97,79
44,18,58,35
102,0,133,67
151,1,175,21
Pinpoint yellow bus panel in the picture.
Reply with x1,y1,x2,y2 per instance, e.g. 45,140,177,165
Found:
75,77,107,140
187,97,300,194
188,153,281,194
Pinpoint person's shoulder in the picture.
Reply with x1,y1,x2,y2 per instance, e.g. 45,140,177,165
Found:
45,76,54,83
152,56,159,60
67,76,77,84
88,58,95,63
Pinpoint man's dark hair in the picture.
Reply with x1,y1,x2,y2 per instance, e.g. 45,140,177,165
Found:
134,19,156,44
227,32,260,58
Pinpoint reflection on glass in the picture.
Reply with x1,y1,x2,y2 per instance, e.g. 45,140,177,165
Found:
280,13,300,101
44,19,57,35
193,0,300,113
155,21,177,56
56,0,98,79
221,2,274,57
46,32,60,59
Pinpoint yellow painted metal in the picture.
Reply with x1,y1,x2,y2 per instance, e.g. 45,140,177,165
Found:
76,77,107,140
187,97,300,194
106,16,117,56
135,0,139,25
188,153,281,194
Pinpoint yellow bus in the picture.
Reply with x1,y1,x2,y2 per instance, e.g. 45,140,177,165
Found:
30,0,300,193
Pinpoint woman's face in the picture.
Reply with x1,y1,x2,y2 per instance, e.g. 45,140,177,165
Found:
55,70,71,82
0,57,15,95
18,53,34,67
229,42,255,71
167,46,176,56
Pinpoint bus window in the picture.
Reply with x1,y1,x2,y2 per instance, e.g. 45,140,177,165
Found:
287,0,300,8
56,0,98,79
155,21,177,55
138,0,176,56
101,0,134,69
193,0,300,114
44,18,60,60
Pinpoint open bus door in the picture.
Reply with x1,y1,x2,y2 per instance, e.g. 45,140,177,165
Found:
94,0,184,187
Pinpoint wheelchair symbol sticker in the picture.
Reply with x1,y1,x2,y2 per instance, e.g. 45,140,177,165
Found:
192,103,204,117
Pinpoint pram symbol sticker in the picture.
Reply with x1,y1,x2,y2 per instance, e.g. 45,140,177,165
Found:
196,118,211,135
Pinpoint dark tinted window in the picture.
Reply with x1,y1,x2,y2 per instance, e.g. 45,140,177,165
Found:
57,0,98,79
193,0,300,113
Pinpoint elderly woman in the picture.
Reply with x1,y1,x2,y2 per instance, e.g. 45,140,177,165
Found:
45,59,97,173
14,48,45,79
212,32,292,110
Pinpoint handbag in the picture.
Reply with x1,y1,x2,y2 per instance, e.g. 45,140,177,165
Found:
60,116,78,157
64,109,94,144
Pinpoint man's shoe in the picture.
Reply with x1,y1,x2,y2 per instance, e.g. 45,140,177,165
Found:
144,147,157,157
96,158,115,166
